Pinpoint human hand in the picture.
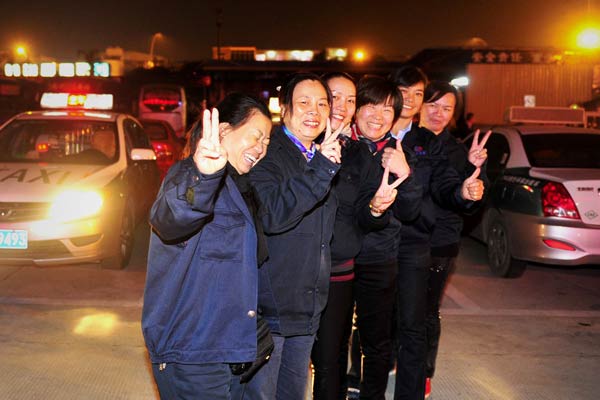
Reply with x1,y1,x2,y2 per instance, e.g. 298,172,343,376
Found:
468,129,491,168
461,167,485,201
318,118,342,164
193,109,228,175
381,138,410,179
369,165,409,215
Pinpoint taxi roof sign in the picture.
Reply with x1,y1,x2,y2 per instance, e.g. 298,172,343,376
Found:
40,92,114,110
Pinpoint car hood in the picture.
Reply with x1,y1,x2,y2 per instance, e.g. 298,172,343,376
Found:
0,162,124,203
530,168,600,227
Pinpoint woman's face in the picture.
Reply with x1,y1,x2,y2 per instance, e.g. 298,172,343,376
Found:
282,79,330,145
220,111,272,174
355,97,395,141
420,92,456,134
398,81,425,120
327,77,356,131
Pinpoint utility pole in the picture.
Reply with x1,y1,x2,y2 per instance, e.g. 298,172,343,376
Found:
216,8,223,61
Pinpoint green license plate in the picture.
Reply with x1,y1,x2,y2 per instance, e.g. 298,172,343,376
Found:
0,229,28,249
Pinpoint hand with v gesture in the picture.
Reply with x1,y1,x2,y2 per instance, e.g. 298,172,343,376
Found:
468,129,491,168
369,165,409,216
318,118,343,164
381,137,411,179
193,109,228,175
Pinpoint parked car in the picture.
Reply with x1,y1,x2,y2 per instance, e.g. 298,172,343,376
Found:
140,118,185,178
465,118,600,278
0,104,161,268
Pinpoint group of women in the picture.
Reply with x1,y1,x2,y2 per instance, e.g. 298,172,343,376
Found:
141,65,489,400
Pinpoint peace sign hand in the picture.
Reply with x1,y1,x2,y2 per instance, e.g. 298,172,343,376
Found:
369,165,409,216
193,109,228,175
468,129,492,168
381,137,410,178
318,118,343,164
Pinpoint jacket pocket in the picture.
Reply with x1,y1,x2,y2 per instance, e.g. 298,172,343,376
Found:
199,212,246,261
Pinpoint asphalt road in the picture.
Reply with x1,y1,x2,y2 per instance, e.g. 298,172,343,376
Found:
0,223,598,399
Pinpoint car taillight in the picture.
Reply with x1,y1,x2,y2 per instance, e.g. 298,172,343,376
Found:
152,143,173,160
143,98,180,112
542,182,580,219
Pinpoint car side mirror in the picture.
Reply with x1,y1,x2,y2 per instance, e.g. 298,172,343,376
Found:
131,148,157,161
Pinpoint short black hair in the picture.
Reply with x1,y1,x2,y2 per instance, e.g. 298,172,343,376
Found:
424,81,461,118
388,64,429,88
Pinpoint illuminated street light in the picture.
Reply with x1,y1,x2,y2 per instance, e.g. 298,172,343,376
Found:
353,49,366,62
147,32,164,68
15,45,27,61
576,27,600,49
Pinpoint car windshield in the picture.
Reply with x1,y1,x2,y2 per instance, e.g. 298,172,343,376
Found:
0,119,118,165
522,134,600,168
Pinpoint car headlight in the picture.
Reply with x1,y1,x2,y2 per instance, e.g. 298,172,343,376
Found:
48,190,104,222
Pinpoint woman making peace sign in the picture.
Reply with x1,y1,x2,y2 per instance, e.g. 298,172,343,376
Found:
142,93,272,399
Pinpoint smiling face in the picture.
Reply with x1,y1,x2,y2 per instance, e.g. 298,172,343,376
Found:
220,111,272,174
282,79,330,147
355,97,395,141
399,81,425,120
420,92,456,135
327,76,356,132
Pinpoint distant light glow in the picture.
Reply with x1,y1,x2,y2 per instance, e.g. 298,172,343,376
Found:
577,28,600,49
353,50,366,62
41,62,57,77
75,62,91,77
93,62,110,77
450,76,470,87
15,46,26,56
22,63,39,77
58,63,75,77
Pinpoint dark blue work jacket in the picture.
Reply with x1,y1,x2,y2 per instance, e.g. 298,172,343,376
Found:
250,126,340,336
142,157,259,364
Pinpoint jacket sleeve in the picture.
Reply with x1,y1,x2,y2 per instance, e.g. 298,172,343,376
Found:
429,136,474,212
355,149,390,232
250,150,339,234
149,157,225,242
391,145,423,222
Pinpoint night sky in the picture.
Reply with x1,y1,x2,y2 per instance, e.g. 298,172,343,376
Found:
1,0,598,61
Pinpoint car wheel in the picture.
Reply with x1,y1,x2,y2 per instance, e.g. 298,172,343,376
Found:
487,218,526,278
101,203,135,270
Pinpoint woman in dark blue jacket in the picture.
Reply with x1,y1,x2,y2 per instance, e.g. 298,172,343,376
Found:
142,93,272,399
420,81,489,398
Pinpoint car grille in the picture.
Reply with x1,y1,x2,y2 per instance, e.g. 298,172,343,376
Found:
0,239,71,259
0,202,49,222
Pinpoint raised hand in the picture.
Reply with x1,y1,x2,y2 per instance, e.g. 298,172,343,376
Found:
369,165,409,215
468,129,491,168
318,118,343,164
381,137,410,179
461,167,485,201
193,109,228,175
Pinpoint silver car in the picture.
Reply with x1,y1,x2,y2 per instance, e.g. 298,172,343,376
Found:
466,124,600,277
0,110,161,268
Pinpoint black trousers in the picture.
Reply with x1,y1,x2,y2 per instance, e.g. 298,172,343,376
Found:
354,260,398,400
425,255,456,378
394,246,430,400
311,279,354,400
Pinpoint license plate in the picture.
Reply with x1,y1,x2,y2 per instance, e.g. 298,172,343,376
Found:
0,229,28,249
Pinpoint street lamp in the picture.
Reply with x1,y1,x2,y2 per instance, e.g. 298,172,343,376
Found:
576,27,600,49
15,45,27,62
147,32,164,68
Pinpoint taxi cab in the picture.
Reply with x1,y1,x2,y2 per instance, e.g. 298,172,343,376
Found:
0,92,161,268
467,107,600,277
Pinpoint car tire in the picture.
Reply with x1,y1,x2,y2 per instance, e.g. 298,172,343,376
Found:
101,203,135,270
487,218,526,278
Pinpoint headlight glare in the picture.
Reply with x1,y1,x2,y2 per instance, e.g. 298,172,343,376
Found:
48,190,104,222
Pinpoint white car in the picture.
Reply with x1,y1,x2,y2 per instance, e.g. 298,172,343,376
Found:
466,113,600,277
0,108,161,268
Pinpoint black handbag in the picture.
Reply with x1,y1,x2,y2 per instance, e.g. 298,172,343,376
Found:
230,314,275,383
